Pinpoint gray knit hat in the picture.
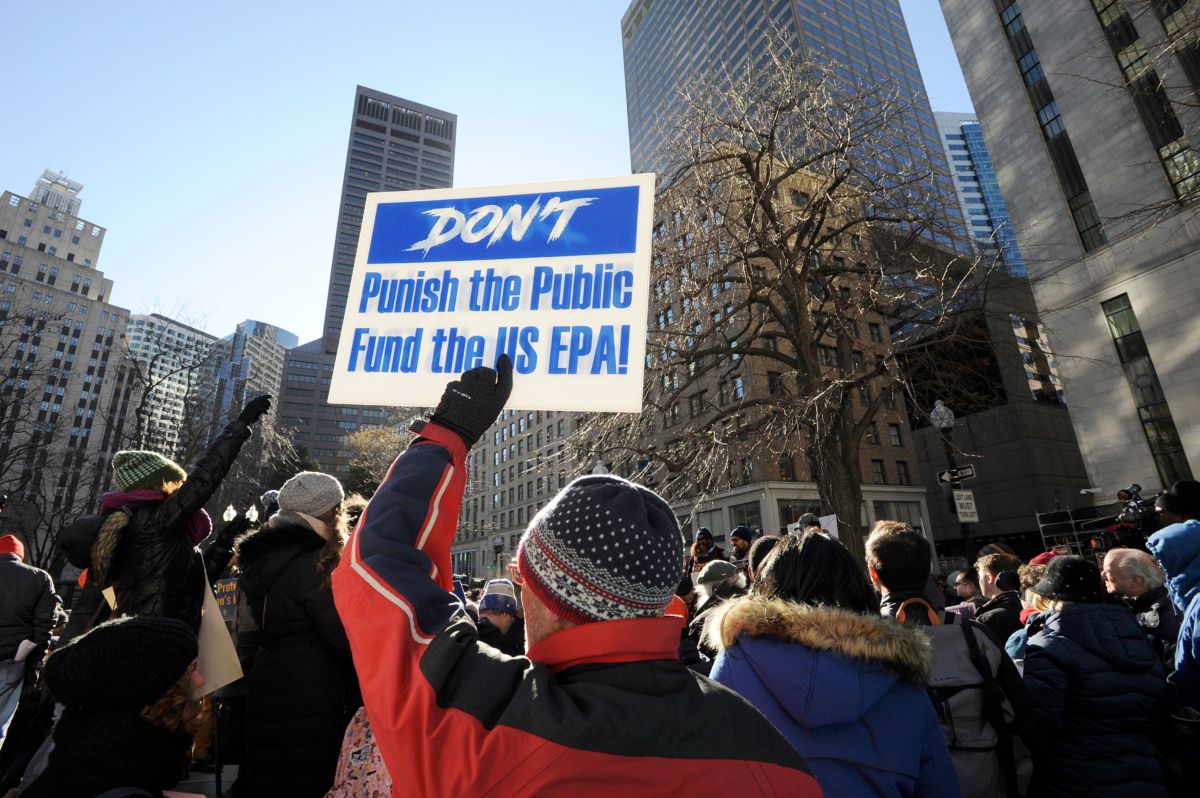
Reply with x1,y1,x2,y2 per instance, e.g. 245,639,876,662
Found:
516,475,684,625
277,472,344,517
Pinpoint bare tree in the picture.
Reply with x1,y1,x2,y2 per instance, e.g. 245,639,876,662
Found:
574,43,994,561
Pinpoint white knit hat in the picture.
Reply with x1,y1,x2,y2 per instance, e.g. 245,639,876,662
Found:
277,472,344,517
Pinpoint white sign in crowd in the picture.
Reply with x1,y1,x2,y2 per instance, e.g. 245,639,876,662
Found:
328,175,656,412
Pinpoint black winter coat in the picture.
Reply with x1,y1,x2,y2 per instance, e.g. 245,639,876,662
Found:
976,590,1024,645
1024,602,1166,797
104,420,252,629
0,554,60,660
1125,586,1181,673
236,512,361,798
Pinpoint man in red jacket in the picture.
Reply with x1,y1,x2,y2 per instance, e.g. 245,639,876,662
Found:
333,357,820,797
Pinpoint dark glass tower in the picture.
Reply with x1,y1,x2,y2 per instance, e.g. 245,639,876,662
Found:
621,0,963,237
280,87,456,476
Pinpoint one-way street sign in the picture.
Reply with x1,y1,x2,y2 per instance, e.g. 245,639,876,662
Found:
938,465,976,484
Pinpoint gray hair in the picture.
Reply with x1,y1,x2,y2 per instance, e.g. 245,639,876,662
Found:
1111,549,1166,590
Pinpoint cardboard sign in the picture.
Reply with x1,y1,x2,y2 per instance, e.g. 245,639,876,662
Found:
328,175,656,412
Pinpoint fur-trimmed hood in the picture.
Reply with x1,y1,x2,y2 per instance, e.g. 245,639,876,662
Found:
235,512,325,600
702,596,933,727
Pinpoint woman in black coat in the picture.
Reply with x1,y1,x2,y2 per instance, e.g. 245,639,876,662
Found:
236,471,361,798
1023,556,1166,798
85,396,271,632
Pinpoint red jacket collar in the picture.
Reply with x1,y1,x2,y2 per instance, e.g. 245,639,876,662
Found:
527,616,683,674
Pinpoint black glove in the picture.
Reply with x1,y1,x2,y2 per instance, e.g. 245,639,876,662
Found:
429,355,513,447
238,395,272,426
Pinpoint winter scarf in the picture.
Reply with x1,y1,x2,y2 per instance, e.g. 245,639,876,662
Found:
89,490,213,585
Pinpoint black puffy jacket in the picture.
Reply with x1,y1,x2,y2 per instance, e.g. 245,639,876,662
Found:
102,420,251,629
236,512,361,798
1024,602,1167,797
0,554,60,660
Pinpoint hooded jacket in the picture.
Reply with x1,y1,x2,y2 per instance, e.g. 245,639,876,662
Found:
705,596,960,797
1148,519,1200,708
236,512,360,798
1023,603,1166,797
331,422,821,798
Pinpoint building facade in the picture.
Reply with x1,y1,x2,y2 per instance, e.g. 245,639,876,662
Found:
124,313,218,461
279,86,456,476
0,179,134,562
621,0,965,243
940,0,1200,493
935,111,1027,276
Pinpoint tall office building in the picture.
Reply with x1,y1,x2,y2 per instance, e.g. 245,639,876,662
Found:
279,86,456,475
940,0,1199,493
0,177,135,560
621,0,965,241
124,313,218,461
935,112,1027,276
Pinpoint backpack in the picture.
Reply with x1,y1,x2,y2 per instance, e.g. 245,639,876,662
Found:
897,597,1025,798
324,706,392,798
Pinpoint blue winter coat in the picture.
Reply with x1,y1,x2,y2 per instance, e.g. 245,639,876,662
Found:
1023,602,1166,798
1148,519,1200,708
705,596,961,798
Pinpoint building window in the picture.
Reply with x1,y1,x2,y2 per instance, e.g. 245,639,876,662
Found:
896,461,912,485
767,371,785,396
888,423,903,446
1102,294,1193,484
778,454,797,481
866,422,880,445
871,459,888,484
868,323,883,343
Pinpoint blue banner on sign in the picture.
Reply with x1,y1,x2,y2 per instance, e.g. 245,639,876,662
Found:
367,186,641,264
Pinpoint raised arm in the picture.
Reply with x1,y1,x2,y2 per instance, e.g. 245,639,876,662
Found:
152,396,271,535
332,358,511,787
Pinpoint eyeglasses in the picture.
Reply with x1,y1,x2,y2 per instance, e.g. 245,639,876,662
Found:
507,561,524,587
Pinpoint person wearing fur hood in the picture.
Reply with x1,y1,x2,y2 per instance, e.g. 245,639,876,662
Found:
703,531,961,798
235,470,362,798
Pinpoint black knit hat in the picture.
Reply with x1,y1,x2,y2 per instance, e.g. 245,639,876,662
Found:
1159,480,1200,519
694,526,714,542
518,475,684,624
729,525,753,544
1032,555,1104,603
44,616,198,712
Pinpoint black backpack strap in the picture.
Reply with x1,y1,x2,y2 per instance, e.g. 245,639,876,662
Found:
961,621,1020,798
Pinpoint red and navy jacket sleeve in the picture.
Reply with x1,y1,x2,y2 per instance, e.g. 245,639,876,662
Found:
332,422,487,790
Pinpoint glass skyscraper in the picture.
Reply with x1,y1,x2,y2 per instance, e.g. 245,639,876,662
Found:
621,0,963,237
935,112,1026,277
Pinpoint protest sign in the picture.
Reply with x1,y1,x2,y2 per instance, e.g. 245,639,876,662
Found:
327,175,656,412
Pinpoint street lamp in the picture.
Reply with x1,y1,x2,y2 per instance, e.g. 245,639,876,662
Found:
929,400,973,559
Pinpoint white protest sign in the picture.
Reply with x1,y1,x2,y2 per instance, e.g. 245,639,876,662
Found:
328,175,656,412
819,514,840,539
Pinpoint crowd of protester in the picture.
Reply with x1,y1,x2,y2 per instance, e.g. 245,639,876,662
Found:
0,365,1198,796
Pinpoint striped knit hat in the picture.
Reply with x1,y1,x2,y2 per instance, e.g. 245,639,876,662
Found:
111,450,187,492
517,475,684,625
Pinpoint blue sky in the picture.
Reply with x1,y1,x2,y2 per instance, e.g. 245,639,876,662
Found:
0,1,972,344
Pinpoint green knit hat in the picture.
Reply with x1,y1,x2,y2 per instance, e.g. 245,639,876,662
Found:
111,450,187,492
